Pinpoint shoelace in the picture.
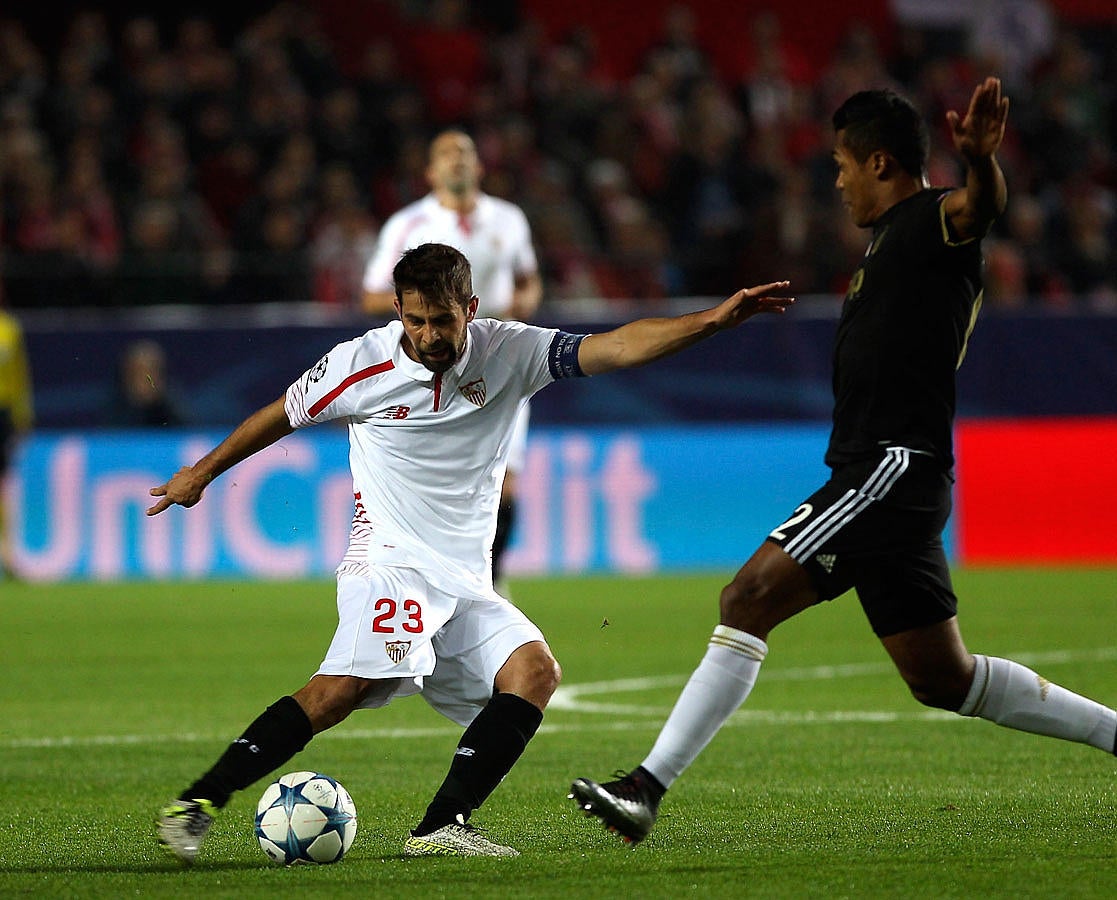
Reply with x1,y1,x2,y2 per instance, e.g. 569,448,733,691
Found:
604,770,648,800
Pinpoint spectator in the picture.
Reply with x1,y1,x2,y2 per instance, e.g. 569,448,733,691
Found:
1002,193,1070,305
310,163,378,308
407,0,487,124
236,202,313,304
1054,182,1117,308
113,200,203,306
658,79,775,294
0,4,1112,311
106,338,186,427
968,0,1055,99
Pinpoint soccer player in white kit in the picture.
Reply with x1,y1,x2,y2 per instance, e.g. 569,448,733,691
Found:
362,129,542,586
152,242,793,862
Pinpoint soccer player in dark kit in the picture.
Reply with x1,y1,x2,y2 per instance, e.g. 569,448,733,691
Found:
570,77,1117,846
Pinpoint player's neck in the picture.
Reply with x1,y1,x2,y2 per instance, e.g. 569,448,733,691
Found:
435,189,479,214
873,178,923,223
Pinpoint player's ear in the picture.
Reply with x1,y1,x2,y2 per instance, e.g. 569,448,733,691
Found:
467,296,479,320
874,150,904,181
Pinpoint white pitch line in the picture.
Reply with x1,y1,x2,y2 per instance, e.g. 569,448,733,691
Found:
548,645,1117,714
1,710,963,751
4,646,1114,750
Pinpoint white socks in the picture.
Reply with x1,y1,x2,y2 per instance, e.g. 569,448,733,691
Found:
959,654,1117,752
641,625,768,788
640,640,1117,794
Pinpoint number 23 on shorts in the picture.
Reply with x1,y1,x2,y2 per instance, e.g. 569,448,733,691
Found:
370,597,424,634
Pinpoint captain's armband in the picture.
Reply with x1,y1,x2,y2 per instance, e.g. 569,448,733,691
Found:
548,331,588,379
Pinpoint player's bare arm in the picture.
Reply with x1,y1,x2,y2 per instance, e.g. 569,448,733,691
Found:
577,281,793,376
146,397,294,516
361,289,399,316
942,77,1009,242
508,271,543,321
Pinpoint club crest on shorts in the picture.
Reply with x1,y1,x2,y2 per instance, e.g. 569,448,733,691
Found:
459,378,487,407
384,640,412,664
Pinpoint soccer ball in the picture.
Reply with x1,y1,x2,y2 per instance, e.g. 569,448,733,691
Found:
254,771,357,865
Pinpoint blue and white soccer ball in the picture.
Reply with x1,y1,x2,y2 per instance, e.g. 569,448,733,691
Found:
254,771,357,865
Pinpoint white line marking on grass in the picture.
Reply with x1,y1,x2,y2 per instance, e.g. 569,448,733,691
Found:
5,646,1114,750
2,710,962,751
550,646,1117,714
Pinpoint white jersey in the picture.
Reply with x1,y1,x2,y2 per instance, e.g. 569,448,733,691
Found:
362,193,538,318
285,318,576,592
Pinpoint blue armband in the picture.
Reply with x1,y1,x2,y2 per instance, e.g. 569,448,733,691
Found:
548,331,588,379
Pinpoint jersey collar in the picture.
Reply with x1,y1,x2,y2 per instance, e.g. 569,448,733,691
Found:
389,320,475,383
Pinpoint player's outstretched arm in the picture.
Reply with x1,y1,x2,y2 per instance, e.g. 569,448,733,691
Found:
509,271,543,321
146,397,294,516
576,281,793,376
943,77,1009,241
361,289,399,315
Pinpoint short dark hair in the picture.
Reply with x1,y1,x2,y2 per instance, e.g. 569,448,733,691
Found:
392,243,474,309
832,89,929,178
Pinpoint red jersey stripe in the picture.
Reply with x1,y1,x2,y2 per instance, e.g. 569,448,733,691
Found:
308,360,395,417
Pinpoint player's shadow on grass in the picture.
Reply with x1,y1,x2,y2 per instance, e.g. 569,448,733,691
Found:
0,860,275,875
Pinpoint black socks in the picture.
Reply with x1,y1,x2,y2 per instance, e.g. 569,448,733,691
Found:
181,695,314,808
413,692,543,835
634,766,667,800
179,690,548,830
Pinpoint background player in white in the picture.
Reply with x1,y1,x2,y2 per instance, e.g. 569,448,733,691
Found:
152,242,793,862
362,130,542,588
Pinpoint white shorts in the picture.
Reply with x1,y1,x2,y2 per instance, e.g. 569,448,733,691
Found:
505,403,530,476
316,570,546,726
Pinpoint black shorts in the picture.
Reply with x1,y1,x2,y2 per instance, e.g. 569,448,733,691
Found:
0,410,11,475
765,446,957,638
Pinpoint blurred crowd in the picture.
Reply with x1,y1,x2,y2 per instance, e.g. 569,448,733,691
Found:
1,0,1114,311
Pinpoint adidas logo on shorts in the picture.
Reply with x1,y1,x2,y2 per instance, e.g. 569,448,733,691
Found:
815,553,837,573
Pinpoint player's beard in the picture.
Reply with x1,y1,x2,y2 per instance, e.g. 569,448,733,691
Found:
416,336,464,374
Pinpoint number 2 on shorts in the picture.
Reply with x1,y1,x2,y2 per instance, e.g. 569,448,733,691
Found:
770,503,813,541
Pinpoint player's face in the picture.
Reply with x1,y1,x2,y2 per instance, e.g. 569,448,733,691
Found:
833,134,878,228
396,289,478,374
427,131,482,196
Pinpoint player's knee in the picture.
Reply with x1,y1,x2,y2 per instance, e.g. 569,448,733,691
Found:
718,574,779,632
719,577,755,621
500,643,561,703
904,676,968,711
529,648,562,699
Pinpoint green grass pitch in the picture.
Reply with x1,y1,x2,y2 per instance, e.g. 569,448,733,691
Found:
2,569,1116,898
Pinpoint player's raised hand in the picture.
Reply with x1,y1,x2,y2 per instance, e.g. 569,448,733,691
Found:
147,466,210,516
714,281,795,329
947,77,1009,162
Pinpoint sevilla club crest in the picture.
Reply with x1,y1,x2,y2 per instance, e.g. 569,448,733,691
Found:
384,640,411,664
459,378,487,407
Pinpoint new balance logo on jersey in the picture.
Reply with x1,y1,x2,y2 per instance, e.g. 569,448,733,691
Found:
815,553,837,573
459,378,487,407
384,640,411,664
375,406,411,419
